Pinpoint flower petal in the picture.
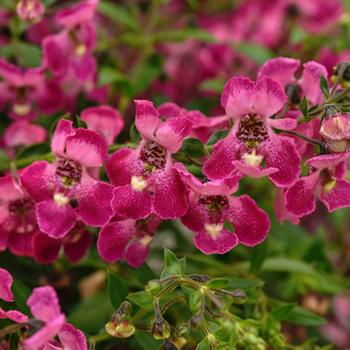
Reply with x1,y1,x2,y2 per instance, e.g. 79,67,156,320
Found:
233,161,278,178
285,172,319,216
194,229,238,254
221,76,255,118
27,286,61,322
78,182,114,226
305,153,348,170
319,180,350,212
65,128,108,167
124,240,150,268
268,118,297,130
0,268,13,302
134,99,160,140
51,119,74,156
299,61,328,105
154,169,189,219
0,307,28,323
111,185,153,220
36,200,76,238
64,231,92,263
258,57,300,86
58,323,87,350
97,220,134,262
261,135,301,187
229,195,270,246
155,118,192,153
33,233,61,264
203,132,240,180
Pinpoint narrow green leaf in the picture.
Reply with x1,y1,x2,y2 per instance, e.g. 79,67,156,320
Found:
182,138,206,158
127,291,153,310
232,42,274,64
161,249,185,278
300,96,308,118
284,306,326,326
270,303,296,321
196,336,211,350
320,75,330,99
249,241,268,273
108,271,128,310
12,279,31,315
207,130,229,145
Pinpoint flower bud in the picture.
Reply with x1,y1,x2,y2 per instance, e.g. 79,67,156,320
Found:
189,312,202,328
161,340,178,350
334,62,350,81
230,289,247,304
173,323,188,338
16,0,44,22
151,315,171,340
105,319,135,338
145,280,162,296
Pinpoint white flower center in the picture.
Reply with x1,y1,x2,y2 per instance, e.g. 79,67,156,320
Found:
242,149,264,167
131,176,147,192
54,193,69,206
204,223,223,238
13,103,31,116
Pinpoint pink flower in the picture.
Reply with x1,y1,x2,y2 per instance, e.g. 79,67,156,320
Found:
158,102,228,143
97,215,161,268
258,57,328,106
203,76,301,187
175,163,270,254
285,153,350,217
320,114,350,153
0,59,62,120
16,0,45,22
106,100,191,220
0,173,39,257
0,268,28,323
20,119,114,239
32,222,92,264
23,286,87,350
81,105,124,145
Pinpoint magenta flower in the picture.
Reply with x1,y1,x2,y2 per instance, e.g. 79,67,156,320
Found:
20,119,114,239
0,268,28,323
0,59,62,120
32,222,92,264
258,57,328,106
22,286,87,350
81,105,124,145
97,215,161,268
16,0,44,22
0,173,39,257
175,163,270,254
106,100,191,220
203,76,301,187
285,153,350,217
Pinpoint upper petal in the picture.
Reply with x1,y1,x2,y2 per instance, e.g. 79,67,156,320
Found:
299,61,328,105
319,179,350,212
221,76,255,118
51,119,74,156
27,286,61,322
258,57,300,86
155,118,192,153
33,233,61,264
134,100,161,140
65,128,108,167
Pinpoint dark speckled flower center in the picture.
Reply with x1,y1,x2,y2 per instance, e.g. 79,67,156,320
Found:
140,141,167,173
200,195,228,223
56,158,82,188
9,197,34,217
6,197,35,234
237,114,268,149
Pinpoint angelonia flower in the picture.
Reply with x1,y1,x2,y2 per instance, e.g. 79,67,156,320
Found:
20,119,114,239
203,76,301,187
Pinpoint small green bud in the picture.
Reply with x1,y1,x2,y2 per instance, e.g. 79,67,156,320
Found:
173,323,188,338
230,289,247,304
152,315,171,340
145,280,162,296
189,312,202,328
334,62,350,81
105,319,135,338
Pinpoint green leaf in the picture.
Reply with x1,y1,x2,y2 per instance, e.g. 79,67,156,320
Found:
68,294,114,334
189,290,202,313
98,2,139,30
17,43,41,67
270,303,296,321
206,278,229,290
12,279,31,315
161,249,185,278
127,291,153,310
232,42,274,64
207,130,229,145
182,138,206,158
131,332,161,350
129,122,141,143
249,241,268,273
196,336,211,350
225,277,263,290
320,75,330,99
261,258,316,275
155,28,215,43
98,67,129,86
200,78,225,93
108,271,128,310
131,263,156,285
284,306,326,326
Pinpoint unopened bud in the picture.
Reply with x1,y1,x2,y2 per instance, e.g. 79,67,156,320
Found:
230,289,247,304
334,62,350,81
162,340,178,350
145,280,162,296
105,319,135,338
173,323,188,338
189,312,202,328
151,315,171,340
